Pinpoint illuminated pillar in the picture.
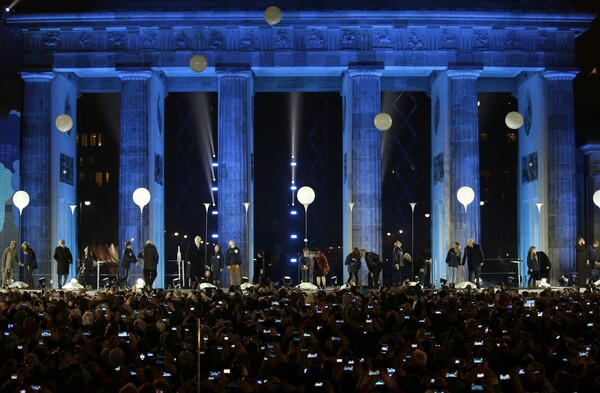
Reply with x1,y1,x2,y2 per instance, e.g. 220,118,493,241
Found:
544,71,577,283
21,72,54,285
342,69,382,284
430,69,481,282
217,70,254,287
118,71,152,287
581,144,600,244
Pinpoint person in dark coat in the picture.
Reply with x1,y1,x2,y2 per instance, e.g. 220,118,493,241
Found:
185,236,205,286
138,240,159,289
404,253,427,284
575,236,589,286
345,247,361,286
209,244,224,287
121,241,137,287
445,242,461,288
225,239,242,287
313,248,330,290
537,250,551,280
526,245,540,287
461,238,485,288
253,250,271,285
81,246,97,288
53,239,73,289
21,242,37,289
361,249,383,288
392,240,404,285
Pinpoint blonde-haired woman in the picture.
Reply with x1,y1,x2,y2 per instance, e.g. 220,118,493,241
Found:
445,242,461,288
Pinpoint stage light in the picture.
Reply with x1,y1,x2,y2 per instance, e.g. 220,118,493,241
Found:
559,275,569,286
173,278,181,289
440,278,447,287
211,211,218,215
290,210,297,215
290,234,298,239
290,185,297,190
211,187,218,191
290,258,297,263
212,162,219,167
331,276,338,287
39,278,46,288
211,234,218,238
290,162,297,166
283,276,292,287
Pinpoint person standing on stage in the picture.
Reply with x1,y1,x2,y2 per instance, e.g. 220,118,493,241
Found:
138,240,159,289
21,242,37,289
404,253,427,285
576,236,589,287
186,236,205,286
209,244,224,287
300,248,314,283
445,242,461,288
588,239,599,271
526,245,540,288
225,239,242,287
81,246,97,288
361,249,383,288
121,241,137,287
313,248,330,290
253,250,271,285
461,238,485,288
2,241,20,288
53,239,73,289
345,247,361,286
392,240,404,285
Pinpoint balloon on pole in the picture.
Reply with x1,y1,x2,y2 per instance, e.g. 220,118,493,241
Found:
264,6,282,25
505,111,524,130
55,114,73,132
374,112,393,131
456,186,475,212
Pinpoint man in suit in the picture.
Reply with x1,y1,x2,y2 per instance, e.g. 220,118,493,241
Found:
138,240,159,289
53,239,73,288
461,238,485,288
185,236,205,287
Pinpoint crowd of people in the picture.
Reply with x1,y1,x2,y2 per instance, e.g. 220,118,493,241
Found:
0,282,599,393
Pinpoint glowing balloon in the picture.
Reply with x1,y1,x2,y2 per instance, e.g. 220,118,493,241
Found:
297,186,315,206
132,188,151,212
593,190,600,209
264,6,282,25
189,54,208,73
12,190,30,215
505,111,524,130
456,186,475,212
55,114,73,132
374,112,393,131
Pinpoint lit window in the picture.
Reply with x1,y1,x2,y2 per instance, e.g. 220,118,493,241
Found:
90,133,97,147
505,132,517,143
105,172,110,183
97,133,102,147
95,172,103,187
479,133,489,142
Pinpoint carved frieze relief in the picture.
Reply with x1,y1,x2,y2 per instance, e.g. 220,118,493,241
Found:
340,28,360,50
42,31,62,52
141,29,159,51
108,31,127,51
76,32,93,51
274,29,292,50
306,28,326,50
208,30,224,50
472,29,490,50
240,29,258,51
174,31,190,50
405,30,425,50
373,29,393,49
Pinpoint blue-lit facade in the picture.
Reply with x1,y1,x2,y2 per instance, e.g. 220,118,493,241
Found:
2,4,597,287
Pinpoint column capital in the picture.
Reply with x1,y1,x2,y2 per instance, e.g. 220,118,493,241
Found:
21,72,54,82
543,70,578,81
580,143,600,157
346,66,383,78
117,70,152,81
446,68,482,79
215,67,253,79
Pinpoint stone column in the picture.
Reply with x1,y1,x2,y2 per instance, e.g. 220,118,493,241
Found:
430,70,481,285
342,69,382,284
21,72,54,285
217,70,254,287
544,71,577,283
581,144,600,244
118,71,152,287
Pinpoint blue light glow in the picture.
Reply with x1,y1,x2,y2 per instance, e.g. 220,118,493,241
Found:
290,185,297,190
290,210,297,215
211,186,218,191
290,234,298,239
211,234,218,238
211,210,218,215
212,162,219,167
290,258,298,263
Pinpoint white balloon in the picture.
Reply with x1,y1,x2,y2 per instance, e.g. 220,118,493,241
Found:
132,188,151,210
374,112,393,131
593,190,600,209
456,186,475,212
55,114,73,132
264,5,282,26
505,111,524,130
12,190,30,215
189,54,207,73
297,186,315,206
